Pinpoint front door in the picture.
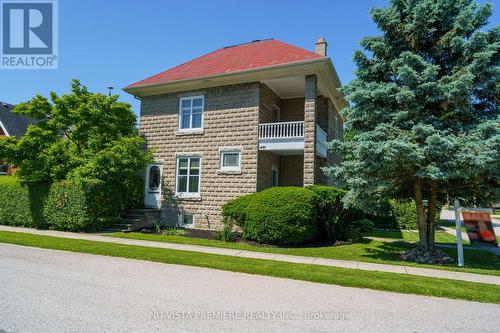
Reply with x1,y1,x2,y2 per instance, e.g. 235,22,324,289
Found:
145,164,162,208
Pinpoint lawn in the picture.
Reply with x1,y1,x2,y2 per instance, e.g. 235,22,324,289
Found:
364,230,461,244
106,231,500,277
0,230,499,304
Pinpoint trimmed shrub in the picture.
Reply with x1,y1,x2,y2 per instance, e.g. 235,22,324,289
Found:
44,177,136,232
0,177,48,228
243,187,318,245
221,193,257,227
0,175,143,232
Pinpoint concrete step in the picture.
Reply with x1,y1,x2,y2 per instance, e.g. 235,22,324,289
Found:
121,218,141,223
127,208,161,213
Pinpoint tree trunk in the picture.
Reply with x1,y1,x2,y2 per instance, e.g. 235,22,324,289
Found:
426,181,437,251
414,178,428,251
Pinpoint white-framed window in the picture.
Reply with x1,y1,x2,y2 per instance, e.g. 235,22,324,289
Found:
179,96,204,131
175,156,201,197
179,213,194,227
220,150,241,172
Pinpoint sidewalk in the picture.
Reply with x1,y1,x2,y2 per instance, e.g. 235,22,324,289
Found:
1,225,499,286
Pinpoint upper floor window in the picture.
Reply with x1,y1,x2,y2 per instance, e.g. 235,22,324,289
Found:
179,96,204,130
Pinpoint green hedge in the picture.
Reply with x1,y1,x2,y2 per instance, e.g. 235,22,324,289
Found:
0,176,143,232
0,177,48,228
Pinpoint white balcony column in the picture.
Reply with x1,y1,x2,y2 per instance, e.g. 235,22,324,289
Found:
303,74,317,186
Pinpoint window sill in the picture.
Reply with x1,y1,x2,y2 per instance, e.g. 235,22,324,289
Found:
217,169,242,175
175,129,204,136
175,194,202,201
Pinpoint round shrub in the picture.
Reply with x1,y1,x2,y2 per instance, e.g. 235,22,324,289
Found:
243,187,318,245
221,193,256,227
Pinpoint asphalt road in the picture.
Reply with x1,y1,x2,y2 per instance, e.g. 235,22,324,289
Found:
0,244,499,333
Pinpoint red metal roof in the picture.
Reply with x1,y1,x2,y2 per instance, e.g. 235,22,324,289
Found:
127,39,324,88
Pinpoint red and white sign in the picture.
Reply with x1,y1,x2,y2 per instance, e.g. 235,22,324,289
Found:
462,212,498,247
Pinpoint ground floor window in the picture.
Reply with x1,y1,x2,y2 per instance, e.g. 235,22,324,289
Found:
180,213,194,227
220,150,241,171
176,156,200,196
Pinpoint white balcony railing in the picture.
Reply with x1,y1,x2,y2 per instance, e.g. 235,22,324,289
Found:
259,121,304,139
258,121,328,158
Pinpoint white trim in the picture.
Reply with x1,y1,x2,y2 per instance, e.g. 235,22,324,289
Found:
219,149,241,173
144,163,163,208
175,156,201,198
0,121,9,136
178,95,204,131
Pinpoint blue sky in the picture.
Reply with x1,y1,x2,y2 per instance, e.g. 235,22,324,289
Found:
1,0,498,118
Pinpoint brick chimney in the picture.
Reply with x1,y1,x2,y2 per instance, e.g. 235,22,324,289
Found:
315,37,327,56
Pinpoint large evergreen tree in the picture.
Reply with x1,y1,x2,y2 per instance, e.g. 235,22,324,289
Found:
327,0,499,250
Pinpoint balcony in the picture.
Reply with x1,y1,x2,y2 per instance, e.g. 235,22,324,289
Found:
258,121,327,157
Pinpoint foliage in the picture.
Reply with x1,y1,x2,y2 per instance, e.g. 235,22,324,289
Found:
241,187,318,245
0,80,151,231
0,177,124,232
388,199,418,230
325,0,500,250
222,186,368,244
308,185,365,242
221,193,257,227
0,177,48,228
216,224,234,242
0,80,143,183
161,227,186,237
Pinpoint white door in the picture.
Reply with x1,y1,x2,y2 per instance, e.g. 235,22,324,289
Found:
144,164,162,208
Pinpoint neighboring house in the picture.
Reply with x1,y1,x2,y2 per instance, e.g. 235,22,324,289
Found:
0,102,36,175
124,38,347,229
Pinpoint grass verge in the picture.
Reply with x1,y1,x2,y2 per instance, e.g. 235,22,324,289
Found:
364,230,460,244
107,232,500,277
0,230,499,304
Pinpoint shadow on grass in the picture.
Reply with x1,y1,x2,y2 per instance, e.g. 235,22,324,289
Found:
358,238,413,262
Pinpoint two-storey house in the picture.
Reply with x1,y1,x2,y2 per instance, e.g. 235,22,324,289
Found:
124,38,347,229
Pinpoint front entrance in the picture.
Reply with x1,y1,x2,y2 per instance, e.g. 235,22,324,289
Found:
144,164,162,208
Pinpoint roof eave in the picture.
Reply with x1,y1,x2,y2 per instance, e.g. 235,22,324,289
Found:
123,57,329,97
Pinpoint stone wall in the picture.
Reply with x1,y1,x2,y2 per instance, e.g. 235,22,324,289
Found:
139,83,260,229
